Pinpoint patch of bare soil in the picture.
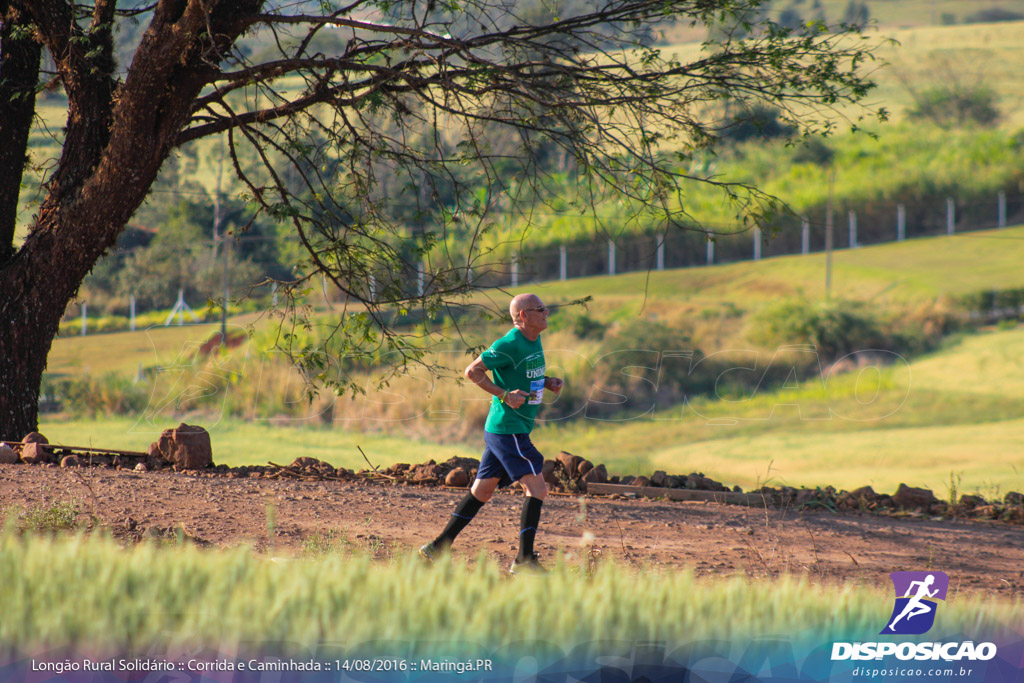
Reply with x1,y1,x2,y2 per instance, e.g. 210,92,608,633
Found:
1,463,1023,598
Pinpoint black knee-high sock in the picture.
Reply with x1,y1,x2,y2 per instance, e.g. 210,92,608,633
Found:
433,492,486,548
517,497,544,561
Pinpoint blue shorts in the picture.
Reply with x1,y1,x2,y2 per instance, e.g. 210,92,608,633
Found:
476,431,544,488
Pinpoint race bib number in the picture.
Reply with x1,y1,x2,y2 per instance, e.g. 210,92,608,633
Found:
529,378,545,405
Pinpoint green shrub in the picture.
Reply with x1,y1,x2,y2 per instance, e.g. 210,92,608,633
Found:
907,85,1000,128
45,373,150,416
842,0,869,26
301,529,352,557
570,312,607,340
588,318,698,418
880,301,961,357
791,137,834,166
964,8,1024,23
720,104,796,144
8,499,82,534
749,297,885,361
956,287,1024,315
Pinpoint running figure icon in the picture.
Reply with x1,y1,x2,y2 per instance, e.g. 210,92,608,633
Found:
887,574,938,631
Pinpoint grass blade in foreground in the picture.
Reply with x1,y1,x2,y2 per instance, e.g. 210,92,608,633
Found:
0,533,1019,656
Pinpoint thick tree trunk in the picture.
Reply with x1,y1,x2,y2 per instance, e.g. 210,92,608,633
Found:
0,178,165,440
0,239,69,440
0,2,42,265
0,0,264,439
0,147,179,439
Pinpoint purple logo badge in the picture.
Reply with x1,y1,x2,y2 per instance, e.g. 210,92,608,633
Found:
881,571,949,635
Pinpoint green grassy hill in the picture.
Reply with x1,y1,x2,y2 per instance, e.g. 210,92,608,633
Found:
518,227,1024,495
524,224,1024,314
661,19,1024,127
46,224,1024,375
46,315,264,377
539,327,1024,496
43,224,1024,496
39,417,477,470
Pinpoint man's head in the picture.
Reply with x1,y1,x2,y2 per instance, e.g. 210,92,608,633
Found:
510,293,549,339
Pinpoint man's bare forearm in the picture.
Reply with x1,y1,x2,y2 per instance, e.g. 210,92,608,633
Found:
466,363,504,398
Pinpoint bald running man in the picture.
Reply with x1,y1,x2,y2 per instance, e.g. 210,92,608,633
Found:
420,293,563,573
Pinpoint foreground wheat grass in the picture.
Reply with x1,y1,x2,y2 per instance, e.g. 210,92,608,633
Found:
0,532,1020,656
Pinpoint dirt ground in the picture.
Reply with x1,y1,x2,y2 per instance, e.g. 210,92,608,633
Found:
2,463,1023,598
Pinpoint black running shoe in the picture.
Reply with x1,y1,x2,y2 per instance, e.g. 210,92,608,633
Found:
510,554,547,575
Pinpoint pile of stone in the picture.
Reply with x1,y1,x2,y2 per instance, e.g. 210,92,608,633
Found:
735,482,1024,523
538,451,735,495
370,452,609,491
1,432,140,468
0,432,53,465
264,457,354,480
367,450,735,496
543,451,607,491
615,469,732,493
5,429,1023,524
830,484,1024,522
376,456,481,486
146,424,214,471
0,424,217,472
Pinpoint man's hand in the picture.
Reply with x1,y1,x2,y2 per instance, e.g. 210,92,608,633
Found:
544,376,564,394
503,389,529,409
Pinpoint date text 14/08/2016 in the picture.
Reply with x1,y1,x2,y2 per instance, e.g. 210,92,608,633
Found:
339,659,494,674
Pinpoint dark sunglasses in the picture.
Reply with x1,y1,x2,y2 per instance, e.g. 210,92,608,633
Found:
523,305,548,313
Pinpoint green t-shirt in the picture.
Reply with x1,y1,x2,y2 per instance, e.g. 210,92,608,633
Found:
481,327,545,434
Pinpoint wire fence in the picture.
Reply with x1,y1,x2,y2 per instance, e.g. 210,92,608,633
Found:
468,190,1024,288
69,190,1024,334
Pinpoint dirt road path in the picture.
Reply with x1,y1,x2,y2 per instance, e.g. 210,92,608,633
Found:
2,464,1022,597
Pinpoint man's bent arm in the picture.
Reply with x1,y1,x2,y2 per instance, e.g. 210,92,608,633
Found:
465,355,505,398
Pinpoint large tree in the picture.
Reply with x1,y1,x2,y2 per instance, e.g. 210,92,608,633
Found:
0,0,881,439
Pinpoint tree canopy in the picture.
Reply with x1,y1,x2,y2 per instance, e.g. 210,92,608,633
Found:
0,0,883,438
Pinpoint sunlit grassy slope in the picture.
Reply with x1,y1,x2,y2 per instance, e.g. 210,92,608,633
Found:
41,326,1024,496
661,20,1024,129
42,225,1024,494
538,326,1024,497
47,224,1024,378
46,316,264,377
39,417,477,470
520,224,1024,311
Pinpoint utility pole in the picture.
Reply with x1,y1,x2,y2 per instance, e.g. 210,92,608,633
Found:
213,139,228,343
825,167,834,299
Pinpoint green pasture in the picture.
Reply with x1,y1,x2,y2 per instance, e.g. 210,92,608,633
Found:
46,315,265,377
0,532,1017,655
646,418,1024,498
40,326,1024,496
39,417,477,471
475,123,1024,254
482,20,1024,252
757,124,1024,210
540,327,1024,497
856,0,1022,29
45,224,1024,379
908,326,1024,398
873,20,1024,127
661,19,1024,128
526,224,1024,311
40,227,1024,494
